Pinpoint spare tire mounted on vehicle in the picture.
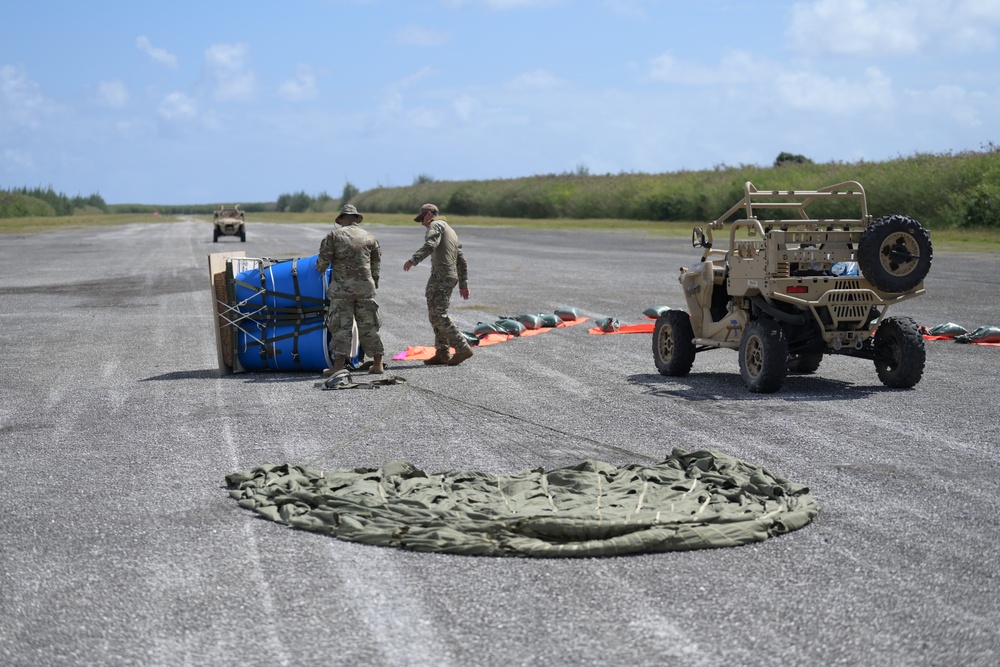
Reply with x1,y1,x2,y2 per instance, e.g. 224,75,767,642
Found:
857,214,932,293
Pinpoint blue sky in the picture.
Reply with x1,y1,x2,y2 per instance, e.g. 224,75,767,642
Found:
2,0,998,205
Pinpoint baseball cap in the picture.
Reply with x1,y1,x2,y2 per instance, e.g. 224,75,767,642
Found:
413,203,439,221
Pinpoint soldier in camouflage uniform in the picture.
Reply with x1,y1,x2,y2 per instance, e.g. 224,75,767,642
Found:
315,204,385,374
403,203,474,366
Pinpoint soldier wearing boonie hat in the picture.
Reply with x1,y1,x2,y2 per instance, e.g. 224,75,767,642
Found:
316,203,385,375
336,204,363,224
403,203,474,366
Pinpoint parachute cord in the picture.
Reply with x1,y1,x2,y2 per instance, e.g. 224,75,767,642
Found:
306,379,659,470
306,379,414,469
408,385,660,465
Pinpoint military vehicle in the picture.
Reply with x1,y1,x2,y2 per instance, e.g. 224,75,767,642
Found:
652,181,932,393
213,205,246,242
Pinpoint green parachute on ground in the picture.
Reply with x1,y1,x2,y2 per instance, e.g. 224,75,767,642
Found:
225,449,819,558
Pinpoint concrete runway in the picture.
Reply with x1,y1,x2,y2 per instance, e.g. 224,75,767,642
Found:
1,218,998,666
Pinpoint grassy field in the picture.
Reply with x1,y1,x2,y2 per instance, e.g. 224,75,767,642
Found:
354,149,1000,229
2,211,998,253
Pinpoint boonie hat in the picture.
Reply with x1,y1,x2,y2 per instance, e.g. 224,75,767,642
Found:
414,203,439,221
336,204,363,223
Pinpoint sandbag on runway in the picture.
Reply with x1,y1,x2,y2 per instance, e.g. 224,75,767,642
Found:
643,306,672,319
225,449,819,557
955,325,1000,344
554,306,582,321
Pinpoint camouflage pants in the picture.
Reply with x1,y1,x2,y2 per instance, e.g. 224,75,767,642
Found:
426,275,470,354
325,296,384,358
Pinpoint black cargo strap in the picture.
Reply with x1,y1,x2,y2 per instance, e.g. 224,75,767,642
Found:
232,257,328,322
323,375,408,391
243,322,327,371
232,278,327,313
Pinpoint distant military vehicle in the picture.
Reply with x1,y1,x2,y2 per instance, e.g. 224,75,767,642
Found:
213,205,246,242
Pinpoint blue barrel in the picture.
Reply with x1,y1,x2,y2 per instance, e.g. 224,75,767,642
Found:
232,255,328,321
229,254,361,372
237,320,332,372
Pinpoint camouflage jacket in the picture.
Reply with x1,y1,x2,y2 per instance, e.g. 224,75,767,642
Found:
316,224,381,298
409,218,468,289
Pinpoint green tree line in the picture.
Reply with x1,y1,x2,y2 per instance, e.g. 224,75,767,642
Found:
5,148,999,228
350,147,1000,229
107,202,274,215
274,182,359,213
0,186,107,218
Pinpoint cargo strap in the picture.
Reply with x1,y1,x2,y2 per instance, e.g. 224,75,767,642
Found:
232,275,327,321
232,257,328,323
322,374,408,391
243,322,326,371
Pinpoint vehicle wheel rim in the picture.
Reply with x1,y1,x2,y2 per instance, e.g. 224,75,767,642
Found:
746,336,763,377
658,329,673,359
880,232,920,276
881,338,901,370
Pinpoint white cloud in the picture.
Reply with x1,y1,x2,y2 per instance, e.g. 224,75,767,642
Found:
115,118,156,140
278,65,319,102
453,95,479,122
136,36,179,68
391,67,436,92
0,64,47,129
788,0,1000,56
507,69,565,90
97,80,130,108
405,106,448,129
395,24,449,46
370,68,436,128
775,66,894,115
646,48,897,118
204,43,256,101
4,148,35,170
603,0,645,18
647,51,773,86
157,91,197,121
906,84,983,126
442,0,566,9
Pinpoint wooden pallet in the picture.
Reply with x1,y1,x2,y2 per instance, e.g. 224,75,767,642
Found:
208,251,246,374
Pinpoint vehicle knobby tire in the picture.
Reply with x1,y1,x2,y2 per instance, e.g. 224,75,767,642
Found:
873,315,925,388
787,352,823,374
653,310,696,376
857,214,932,293
739,318,789,393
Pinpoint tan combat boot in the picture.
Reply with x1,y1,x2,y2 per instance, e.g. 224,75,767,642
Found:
369,355,385,374
447,347,474,366
423,349,452,365
322,356,347,377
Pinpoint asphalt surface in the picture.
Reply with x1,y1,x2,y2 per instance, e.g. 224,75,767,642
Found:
1,219,998,666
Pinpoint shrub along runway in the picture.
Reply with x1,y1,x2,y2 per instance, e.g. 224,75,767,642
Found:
1,219,998,666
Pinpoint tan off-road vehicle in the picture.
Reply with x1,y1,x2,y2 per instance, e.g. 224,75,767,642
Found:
213,205,246,242
653,181,932,393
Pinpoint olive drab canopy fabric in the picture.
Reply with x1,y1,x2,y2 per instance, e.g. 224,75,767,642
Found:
225,449,819,557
